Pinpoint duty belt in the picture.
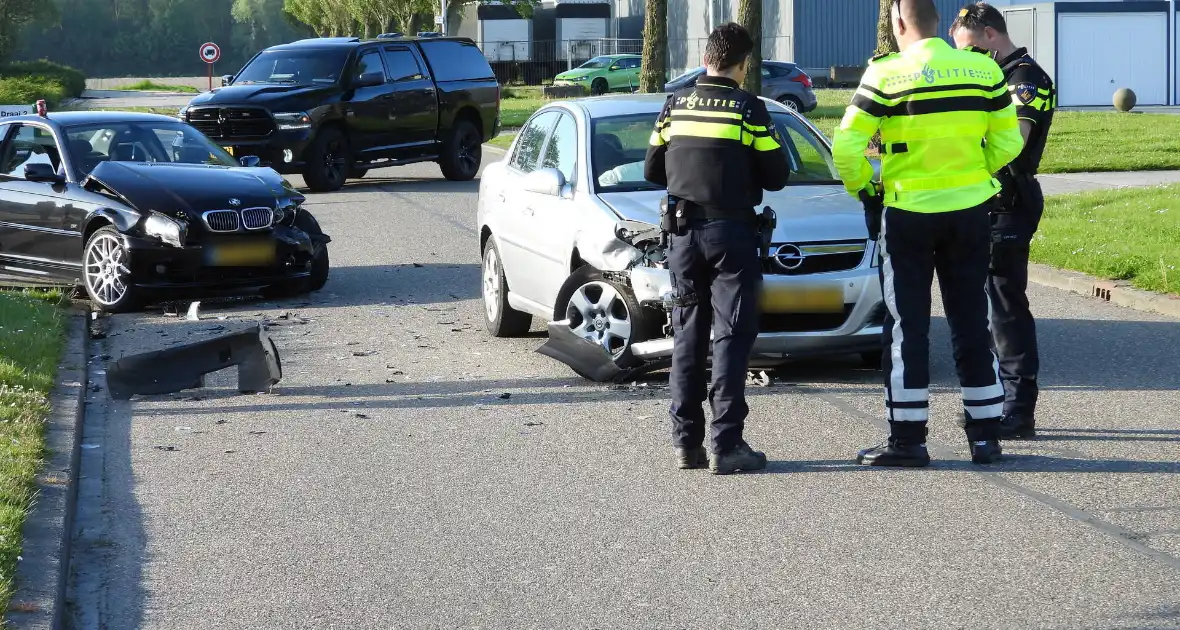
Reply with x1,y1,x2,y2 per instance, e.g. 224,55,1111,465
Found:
680,200,757,222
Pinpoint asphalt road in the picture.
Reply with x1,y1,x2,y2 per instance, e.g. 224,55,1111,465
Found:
66,155,1180,629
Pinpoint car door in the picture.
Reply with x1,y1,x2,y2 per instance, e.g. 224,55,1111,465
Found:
523,112,581,310
0,122,80,280
381,44,439,159
342,47,398,156
621,57,641,91
493,110,560,306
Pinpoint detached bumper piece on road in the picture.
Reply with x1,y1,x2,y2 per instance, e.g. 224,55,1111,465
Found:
105,323,282,399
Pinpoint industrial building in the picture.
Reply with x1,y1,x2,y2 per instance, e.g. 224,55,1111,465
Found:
451,0,1180,107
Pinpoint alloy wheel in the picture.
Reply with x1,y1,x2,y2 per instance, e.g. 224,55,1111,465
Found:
457,131,480,175
84,233,131,307
563,281,633,357
483,246,501,322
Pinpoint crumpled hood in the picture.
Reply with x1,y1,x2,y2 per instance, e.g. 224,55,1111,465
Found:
596,185,869,242
186,83,337,108
85,162,302,218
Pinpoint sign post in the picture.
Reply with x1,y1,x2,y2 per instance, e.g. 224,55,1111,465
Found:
199,42,221,92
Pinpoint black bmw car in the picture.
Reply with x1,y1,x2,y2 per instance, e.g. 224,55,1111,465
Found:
0,110,330,312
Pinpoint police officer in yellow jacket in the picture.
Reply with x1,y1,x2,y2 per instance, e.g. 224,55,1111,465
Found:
832,0,1024,467
644,22,791,475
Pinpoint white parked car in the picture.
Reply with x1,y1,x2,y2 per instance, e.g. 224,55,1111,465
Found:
477,93,884,381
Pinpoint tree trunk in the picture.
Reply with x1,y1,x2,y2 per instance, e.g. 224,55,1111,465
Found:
638,0,666,93
875,0,897,57
738,0,761,95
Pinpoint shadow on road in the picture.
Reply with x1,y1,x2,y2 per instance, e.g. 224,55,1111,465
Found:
296,176,481,196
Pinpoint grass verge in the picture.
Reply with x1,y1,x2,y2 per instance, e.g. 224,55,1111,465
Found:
109,80,199,94
0,60,86,107
1032,184,1180,295
0,290,67,611
486,134,515,150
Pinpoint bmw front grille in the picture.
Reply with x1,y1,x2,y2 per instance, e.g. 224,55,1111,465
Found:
241,208,274,230
203,210,240,232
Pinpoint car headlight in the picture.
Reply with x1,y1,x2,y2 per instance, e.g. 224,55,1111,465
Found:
274,111,312,131
177,106,188,122
144,212,186,248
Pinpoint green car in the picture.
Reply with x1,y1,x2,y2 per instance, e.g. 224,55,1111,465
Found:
553,54,642,95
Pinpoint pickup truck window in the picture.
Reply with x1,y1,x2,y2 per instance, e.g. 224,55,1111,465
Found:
353,50,386,82
383,46,425,82
417,40,495,82
235,48,349,85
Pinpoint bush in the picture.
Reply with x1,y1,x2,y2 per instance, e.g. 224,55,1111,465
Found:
0,59,86,97
0,75,66,107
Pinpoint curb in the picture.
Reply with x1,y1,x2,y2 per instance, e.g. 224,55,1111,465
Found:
1028,263,1180,320
5,310,90,630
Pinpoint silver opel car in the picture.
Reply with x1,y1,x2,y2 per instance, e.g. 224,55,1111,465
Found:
476,93,884,381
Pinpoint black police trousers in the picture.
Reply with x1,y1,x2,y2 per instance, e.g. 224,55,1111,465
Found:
878,203,1004,440
666,218,762,453
988,178,1045,418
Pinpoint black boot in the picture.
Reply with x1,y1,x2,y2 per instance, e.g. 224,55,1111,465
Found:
709,441,767,475
965,418,1003,464
857,422,930,467
999,412,1036,440
675,446,708,470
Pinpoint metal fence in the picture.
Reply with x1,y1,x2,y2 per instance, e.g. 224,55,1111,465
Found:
478,37,791,87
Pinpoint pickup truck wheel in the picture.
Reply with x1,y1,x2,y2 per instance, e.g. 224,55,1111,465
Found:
439,120,481,181
346,166,367,180
590,78,608,95
303,127,349,192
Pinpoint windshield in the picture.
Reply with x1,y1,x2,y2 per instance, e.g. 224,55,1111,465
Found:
579,56,614,69
64,121,237,178
670,67,705,83
592,111,841,193
233,48,349,85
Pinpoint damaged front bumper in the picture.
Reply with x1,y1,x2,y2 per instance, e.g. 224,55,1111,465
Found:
124,225,328,289
538,261,884,382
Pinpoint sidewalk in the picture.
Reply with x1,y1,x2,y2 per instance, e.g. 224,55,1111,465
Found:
1039,170,1180,196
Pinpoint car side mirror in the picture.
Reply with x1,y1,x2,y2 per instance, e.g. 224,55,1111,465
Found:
521,168,565,196
239,155,262,168
609,66,619,71
354,72,385,88
221,74,234,86
25,162,63,184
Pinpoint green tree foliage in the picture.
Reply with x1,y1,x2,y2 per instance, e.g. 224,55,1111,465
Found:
13,0,308,77
0,0,57,62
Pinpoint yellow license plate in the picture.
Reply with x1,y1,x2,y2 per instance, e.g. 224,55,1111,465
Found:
207,241,275,267
223,146,234,156
760,285,845,314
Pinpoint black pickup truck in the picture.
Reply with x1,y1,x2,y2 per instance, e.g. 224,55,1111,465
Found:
179,35,501,192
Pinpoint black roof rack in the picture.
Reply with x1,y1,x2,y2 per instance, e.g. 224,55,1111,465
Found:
377,32,404,39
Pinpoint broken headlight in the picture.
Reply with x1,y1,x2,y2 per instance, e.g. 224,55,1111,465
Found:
144,212,186,248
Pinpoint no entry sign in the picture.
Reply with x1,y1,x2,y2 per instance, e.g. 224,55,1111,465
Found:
200,42,221,64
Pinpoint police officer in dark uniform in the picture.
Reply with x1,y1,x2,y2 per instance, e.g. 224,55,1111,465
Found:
644,22,791,475
951,3,1056,440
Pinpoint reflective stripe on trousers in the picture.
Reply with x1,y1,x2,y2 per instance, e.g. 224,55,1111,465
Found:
878,205,1004,423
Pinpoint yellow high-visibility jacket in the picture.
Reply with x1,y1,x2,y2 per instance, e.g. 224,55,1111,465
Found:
832,38,1024,213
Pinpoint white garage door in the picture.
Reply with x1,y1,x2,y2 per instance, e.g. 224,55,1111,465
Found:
1058,12,1168,107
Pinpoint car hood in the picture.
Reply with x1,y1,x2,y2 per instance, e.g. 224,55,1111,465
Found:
596,185,869,242
84,161,303,218
186,83,337,108
556,69,597,81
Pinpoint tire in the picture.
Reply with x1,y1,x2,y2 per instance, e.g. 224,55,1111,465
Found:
82,226,140,313
346,166,368,180
590,78,608,96
482,238,531,337
306,245,329,292
302,126,350,193
860,349,883,369
552,266,660,374
778,95,803,112
439,119,481,181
